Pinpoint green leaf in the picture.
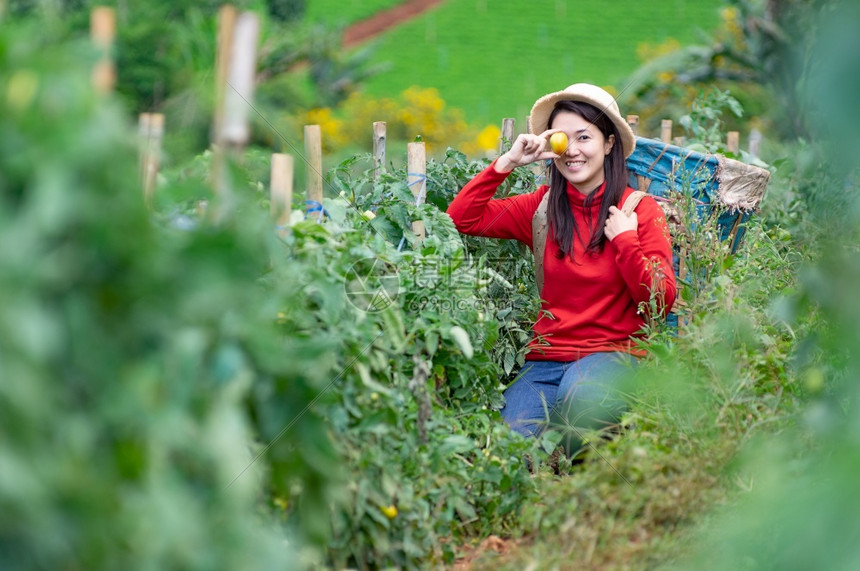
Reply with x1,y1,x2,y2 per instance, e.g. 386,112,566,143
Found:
426,330,439,356
448,326,473,359
438,435,474,455
503,351,515,375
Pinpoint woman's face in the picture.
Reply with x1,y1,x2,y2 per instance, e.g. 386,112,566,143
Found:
550,110,615,195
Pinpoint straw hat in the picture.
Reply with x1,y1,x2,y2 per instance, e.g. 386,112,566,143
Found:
529,83,636,158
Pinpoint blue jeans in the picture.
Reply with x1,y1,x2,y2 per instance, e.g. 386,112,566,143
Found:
500,352,637,453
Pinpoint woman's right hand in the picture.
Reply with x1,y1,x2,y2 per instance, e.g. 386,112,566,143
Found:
494,130,563,173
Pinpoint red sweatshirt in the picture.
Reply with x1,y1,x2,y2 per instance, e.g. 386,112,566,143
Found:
446,161,676,361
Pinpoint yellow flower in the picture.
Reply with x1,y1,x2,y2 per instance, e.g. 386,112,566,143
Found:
477,124,501,151
721,6,739,23
719,6,745,47
636,38,681,63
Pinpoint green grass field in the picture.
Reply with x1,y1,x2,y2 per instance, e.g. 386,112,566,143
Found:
306,0,723,128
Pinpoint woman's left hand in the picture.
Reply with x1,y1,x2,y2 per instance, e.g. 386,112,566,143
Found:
604,206,638,241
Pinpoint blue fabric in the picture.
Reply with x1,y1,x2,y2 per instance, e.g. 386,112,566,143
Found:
626,136,750,252
500,353,636,453
626,137,719,203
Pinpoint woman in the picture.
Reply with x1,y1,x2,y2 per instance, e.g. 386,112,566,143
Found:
446,84,676,453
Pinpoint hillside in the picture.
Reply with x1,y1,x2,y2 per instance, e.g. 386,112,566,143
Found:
307,0,724,126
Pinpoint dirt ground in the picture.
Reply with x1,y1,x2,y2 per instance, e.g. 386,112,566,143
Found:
342,0,445,47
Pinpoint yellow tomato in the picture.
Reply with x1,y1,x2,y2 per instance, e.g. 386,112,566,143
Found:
549,132,568,155
381,505,398,519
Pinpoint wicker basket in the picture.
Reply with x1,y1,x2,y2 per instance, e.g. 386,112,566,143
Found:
626,136,771,253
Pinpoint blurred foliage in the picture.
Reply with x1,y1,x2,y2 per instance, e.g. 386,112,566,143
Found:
621,0,835,142
1,0,385,169
0,20,305,570
669,2,860,569
303,24,389,108
266,0,305,23
679,88,744,154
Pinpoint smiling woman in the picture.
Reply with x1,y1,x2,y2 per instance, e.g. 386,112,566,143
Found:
447,83,676,455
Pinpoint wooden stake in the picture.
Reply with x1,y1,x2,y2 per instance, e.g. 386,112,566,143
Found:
373,121,386,180
141,113,164,207
660,119,673,143
213,5,237,143
220,12,259,146
210,9,258,210
90,6,115,48
748,128,762,158
304,124,323,217
138,113,151,184
726,131,740,154
407,142,426,241
499,118,515,155
90,7,116,93
626,114,639,136
673,136,686,148
271,153,294,234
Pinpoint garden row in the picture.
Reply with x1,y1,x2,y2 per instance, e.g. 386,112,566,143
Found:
6,4,848,570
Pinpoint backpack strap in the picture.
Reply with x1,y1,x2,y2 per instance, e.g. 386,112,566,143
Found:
531,192,550,294
621,190,647,216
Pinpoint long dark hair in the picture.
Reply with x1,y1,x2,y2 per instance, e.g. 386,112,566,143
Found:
546,100,628,259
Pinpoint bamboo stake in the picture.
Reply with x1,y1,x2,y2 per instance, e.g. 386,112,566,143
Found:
90,7,114,49
141,113,164,207
373,121,386,180
213,5,237,143
304,124,323,218
626,114,639,136
220,12,259,146
726,131,740,154
138,113,151,184
673,136,686,148
407,142,426,241
90,6,116,93
499,118,515,155
271,153,294,236
748,128,762,158
211,10,259,209
660,119,673,143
